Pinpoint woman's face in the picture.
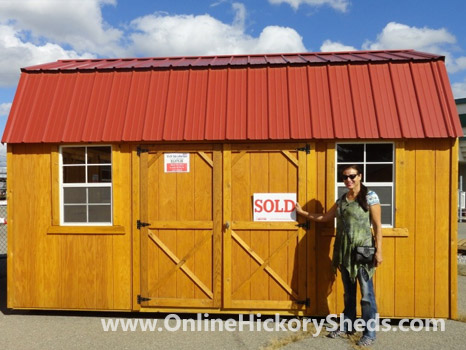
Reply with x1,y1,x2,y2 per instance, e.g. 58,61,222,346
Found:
342,168,361,190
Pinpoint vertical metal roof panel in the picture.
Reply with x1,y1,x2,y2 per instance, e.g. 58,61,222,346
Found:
368,64,402,138
140,70,170,141
225,68,247,140
205,69,227,140
431,61,463,137
80,71,114,141
162,70,189,140
41,73,78,142
6,74,41,143
101,71,133,141
267,67,290,139
348,65,379,138
328,65,357,138
389,63,425,138
119,71,151,141
307,66,334,139
410,62,447,137
287,66,312,139
184,69,208,140
247,68,268,140
22,74,59,142
1,73,27,143
61,73,96,142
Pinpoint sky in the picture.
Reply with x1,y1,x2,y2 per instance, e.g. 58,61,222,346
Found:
1,0,466,166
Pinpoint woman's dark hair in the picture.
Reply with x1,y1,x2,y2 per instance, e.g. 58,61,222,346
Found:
341,164,368,211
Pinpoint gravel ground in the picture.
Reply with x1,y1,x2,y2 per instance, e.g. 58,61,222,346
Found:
458,253,466,265
1,251,466,349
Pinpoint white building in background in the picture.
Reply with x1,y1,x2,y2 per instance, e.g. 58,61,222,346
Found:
457,98,466,220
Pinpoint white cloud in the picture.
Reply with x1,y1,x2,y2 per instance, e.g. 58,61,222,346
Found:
0,24,92,87
268,0,349,12
452,80,466,99
0,0,123,56
0,103,12,118
128,7,305,56
320,40,356,52
449,56,466,74
362,22,456,52
361,22,466,75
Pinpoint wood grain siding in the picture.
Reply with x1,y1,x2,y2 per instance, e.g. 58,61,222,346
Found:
7,140,457,317
312,140,455,318
8,144,132,310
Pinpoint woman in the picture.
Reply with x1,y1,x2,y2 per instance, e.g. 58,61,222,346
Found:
295,164,382,347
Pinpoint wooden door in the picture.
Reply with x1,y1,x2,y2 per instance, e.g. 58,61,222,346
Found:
139,145,222,308
223,144,309,311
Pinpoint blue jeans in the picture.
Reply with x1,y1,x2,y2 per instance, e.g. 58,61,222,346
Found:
340,266,377,339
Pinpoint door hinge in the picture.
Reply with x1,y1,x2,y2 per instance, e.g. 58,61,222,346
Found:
137,146,149,156
296,298,310,307
296,144,310,154
137,295,151,304
137,220,150,229
296,221,310,230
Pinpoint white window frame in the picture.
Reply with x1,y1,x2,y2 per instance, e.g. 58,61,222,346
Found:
59,145,113,226
335,142,395,228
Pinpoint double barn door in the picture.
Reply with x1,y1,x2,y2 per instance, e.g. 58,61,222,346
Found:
139,144,309,311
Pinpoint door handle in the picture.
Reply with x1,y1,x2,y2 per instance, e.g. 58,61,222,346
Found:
225,221,230,229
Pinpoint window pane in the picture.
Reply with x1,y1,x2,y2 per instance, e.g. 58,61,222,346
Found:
369,187,392,205
64,188,86,203
366,164,393,182
88,187,111,204
62,147,85,164
63,166,85,183
337,144,364,162
337,164,364,182
87,147,111,164
88,205,111,222
366,144,393,162
381,205,392,225
64,205,87,222
88,166,112,183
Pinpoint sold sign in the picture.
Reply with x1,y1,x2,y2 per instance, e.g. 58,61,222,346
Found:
253,193,297,222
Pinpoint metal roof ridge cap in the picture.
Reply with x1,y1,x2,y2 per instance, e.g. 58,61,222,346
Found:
347,52,370,61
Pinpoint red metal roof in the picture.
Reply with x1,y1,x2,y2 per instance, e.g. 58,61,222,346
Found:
2,50,462,143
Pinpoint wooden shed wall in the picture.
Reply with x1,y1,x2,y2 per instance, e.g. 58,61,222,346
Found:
7,144,133,310
311,139,457,319
6,140,458,318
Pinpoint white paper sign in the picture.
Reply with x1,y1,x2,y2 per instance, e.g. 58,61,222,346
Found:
253,193,297,222
164,153,190,173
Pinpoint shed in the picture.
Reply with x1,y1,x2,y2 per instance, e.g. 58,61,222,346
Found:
2,50,463,318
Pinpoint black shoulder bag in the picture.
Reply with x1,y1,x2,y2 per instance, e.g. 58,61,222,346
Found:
338,194,376,265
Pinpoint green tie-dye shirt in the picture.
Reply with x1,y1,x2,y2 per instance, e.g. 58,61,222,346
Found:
332,191,379,282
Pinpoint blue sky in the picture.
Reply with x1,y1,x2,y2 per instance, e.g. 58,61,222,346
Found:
1,0,466,154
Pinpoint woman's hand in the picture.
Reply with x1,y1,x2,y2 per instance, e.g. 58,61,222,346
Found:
295,202,305,216
374,250,383,267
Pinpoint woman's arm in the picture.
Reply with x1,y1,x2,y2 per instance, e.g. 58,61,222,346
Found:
369,203,383,267
295,202,337,223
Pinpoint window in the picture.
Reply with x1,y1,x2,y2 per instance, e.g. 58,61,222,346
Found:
60,146,112,225
336,143,394,226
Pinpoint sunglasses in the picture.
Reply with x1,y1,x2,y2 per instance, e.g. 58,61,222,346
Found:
342,174,359,181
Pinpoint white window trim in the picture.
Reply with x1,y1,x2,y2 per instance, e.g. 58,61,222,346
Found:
59,145,113,226
335,142,395,228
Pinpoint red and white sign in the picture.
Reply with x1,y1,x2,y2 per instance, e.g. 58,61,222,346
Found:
253,193,297,222
164,153,190,173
